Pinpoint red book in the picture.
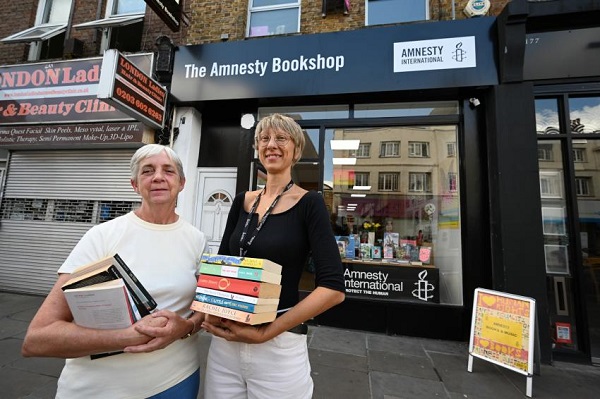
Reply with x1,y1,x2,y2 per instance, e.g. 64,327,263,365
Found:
197,274,281,298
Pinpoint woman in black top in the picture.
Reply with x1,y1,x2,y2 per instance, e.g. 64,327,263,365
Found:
202,113,345,398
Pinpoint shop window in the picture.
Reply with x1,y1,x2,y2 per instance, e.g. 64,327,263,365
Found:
572,148,586,162
535,98,561,135
1,198,49,221
409,172,431,192
538,143,554,161
0,198,139,223
575,177,592,196
325,124,462,305
1,0,72,61
98,200,140,223
73,0,145,53
447,142,456,157
53,200,95,223
378,172,399,191
408,141,430,158
569,97,600,134
355,101,458,118
366,0,428,26
247,0,300,38
260,105,348,120
380,141,400,157
257,105,462,306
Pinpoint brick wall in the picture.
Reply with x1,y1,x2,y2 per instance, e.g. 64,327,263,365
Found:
0,0,37,65
0,0,511,65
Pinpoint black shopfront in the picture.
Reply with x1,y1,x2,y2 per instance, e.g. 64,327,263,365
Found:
170,13,558,362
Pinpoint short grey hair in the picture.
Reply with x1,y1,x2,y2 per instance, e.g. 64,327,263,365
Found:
130,144,185,181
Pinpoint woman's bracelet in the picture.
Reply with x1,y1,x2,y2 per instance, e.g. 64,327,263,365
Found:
181,312,197,339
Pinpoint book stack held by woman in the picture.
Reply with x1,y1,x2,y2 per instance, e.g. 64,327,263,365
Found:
191,254,282,325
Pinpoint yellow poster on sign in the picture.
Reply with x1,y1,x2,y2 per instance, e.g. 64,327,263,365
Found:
468,288,535,376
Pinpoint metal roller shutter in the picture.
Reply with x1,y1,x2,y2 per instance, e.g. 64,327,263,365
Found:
0,150,140,294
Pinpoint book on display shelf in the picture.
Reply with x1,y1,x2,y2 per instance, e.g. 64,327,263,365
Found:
195,286,280,306
61,254,156,317
198,262,282,285
197,274,282,298
200,253,283,274
190,301,277,325
194,292,278,313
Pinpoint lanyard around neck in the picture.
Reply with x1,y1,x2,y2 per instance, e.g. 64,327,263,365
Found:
239,180,294,257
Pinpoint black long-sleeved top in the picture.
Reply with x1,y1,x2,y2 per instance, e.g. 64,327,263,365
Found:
218,191,345,310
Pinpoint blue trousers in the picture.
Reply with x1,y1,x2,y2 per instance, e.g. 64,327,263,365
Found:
147,368,200,399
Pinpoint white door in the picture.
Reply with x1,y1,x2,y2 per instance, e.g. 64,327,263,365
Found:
194,168,237,254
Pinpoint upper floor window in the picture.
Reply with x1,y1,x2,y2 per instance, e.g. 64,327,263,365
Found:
378,172,399,191
573,148,586,162
575,177,592,196
248,0,300,38
353,143,371,158
409,172,432,192
538,143,554,161
73,0,145,53
539,171,563,199
1,0,73,61
448,172,458,192
447,142,456,157
366,0,428,26
408,142,430,158
354,172,370,188
380,141,400,157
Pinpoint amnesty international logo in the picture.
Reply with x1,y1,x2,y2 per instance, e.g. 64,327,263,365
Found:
452,42,468,63
393,36,477,73
412,270,435,301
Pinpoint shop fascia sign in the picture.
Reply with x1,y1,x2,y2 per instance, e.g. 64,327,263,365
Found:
171,17,497,102
97,49,167,130
144,0,183,32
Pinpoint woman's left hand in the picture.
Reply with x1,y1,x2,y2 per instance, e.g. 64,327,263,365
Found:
123,310,191,353
201,318,271,344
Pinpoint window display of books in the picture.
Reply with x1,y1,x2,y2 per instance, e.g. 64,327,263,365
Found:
338,232,433,266
191,254,282,325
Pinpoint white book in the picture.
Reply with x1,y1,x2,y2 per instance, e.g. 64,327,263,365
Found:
64,279,136,330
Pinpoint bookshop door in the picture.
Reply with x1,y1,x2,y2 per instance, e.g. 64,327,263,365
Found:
194,168,237,254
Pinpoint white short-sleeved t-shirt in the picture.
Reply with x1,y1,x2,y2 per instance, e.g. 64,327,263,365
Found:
56,212,206,399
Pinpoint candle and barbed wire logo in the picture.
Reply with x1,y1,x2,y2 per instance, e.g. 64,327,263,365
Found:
412,270,435,301
452,42,467,63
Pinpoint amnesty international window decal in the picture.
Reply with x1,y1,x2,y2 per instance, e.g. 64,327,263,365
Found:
468,288,537,397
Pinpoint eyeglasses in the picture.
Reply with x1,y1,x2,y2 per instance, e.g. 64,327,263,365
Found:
256,133,291,147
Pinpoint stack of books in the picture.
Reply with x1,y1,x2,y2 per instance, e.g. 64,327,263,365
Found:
61,254,157,358
191,254,282,325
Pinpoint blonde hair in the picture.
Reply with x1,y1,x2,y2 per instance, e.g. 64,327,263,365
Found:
130,144,184,182
254,113,305,164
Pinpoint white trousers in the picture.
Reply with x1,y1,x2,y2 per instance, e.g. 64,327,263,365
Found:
203,332,313,399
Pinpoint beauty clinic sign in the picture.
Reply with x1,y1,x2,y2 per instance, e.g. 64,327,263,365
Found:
97,50,167,130
0,54,153,125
